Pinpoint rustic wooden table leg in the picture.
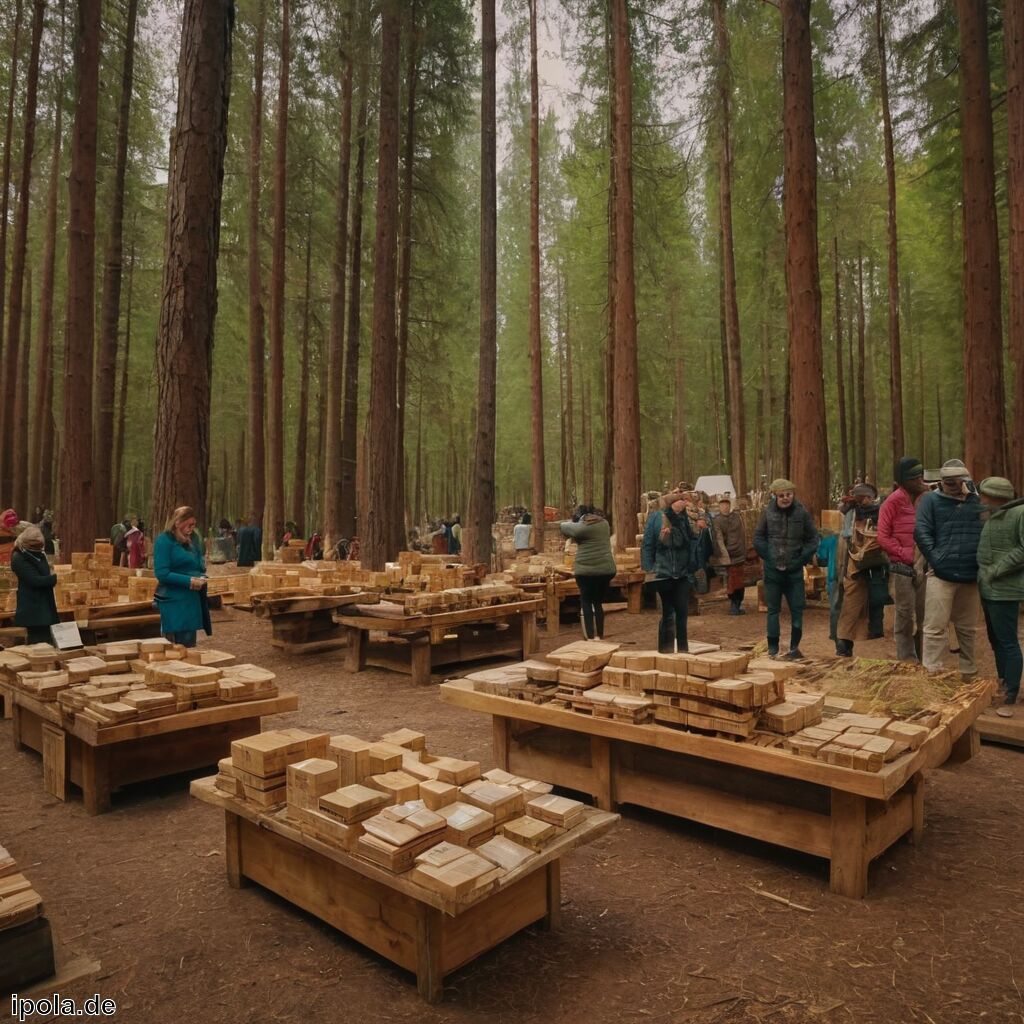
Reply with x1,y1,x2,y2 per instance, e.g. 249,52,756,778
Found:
541,860,562,931
492,715,511,771
344,627,366,673
416,904,444,1003
949,725,980,764
410,637,432,685
0,684,12,720
11,701,24,749
545,586,560,636
590,735,615,811
81,744,111,815
521,610,538,657
225,811,250,888
626,581,642,615
909,771,925,845
41,724,69,801
829,789,868,898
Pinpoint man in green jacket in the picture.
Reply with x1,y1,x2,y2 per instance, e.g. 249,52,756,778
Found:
977,476,1024,718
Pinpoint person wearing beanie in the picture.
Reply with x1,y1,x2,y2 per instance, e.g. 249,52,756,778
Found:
914,459,983,676
642,490,697,654
976,477,1024,717
11,525,59,644
753,480,819,659
711,496,748,615
878,457,930,661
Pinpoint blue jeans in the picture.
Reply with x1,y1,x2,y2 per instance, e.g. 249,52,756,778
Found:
164,630,197,649
982,599,1021,702
763,566,805,650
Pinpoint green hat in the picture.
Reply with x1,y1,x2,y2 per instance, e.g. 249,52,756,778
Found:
979,476,1015,500
770,478,796,493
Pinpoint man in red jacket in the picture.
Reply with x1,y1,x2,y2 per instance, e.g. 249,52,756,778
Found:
878,457,929,661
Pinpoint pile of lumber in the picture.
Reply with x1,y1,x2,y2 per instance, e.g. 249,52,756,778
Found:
395,581,523,615
276,539,309,564
784,711,932,772
0,842,43,933
0,637,280,727
215,727,593,903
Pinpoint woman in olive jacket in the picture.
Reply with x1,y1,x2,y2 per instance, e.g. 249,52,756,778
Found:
11,526,59,644
561,506,617,639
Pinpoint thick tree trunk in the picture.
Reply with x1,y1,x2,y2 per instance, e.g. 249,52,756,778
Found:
363,0,402,570
149,0,232,531
956,0,1006,479
610,0,639,550
246,0,266,523
30,15,63,513
464,0,497,566
1008,0,1024,486
856,249,867,478
322,5,353,547
602,2,615,519
59,0,101,557
563,272,576,509
12,267,31,510
264,0,289,551
7,0,43,514
833,235,849,486
0,0,24,492
291,220,312,535
113,235,135,513
93,0,138,531
394,0,419,556
339,48,369,540
781,0,827,517
582,376,594,505
714,0,745,496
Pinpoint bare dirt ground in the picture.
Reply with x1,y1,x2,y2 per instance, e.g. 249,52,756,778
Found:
2,593,1022,1024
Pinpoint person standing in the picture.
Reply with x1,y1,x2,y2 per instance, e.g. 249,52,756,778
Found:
154,506,211,649
236,516,262,568
976,477,1024,717
642,490,695,654
11,526,59,644
513,512,534,557
712,495,748,615
753,479,819,660
914,462,983,676
124,518,147,569
561,506,617,640
878,457,929,661
449,516,462,556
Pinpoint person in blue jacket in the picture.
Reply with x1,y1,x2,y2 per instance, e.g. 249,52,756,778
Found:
153,505,211,648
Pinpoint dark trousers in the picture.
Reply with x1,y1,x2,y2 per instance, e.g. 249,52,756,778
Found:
728,587,745,607
982,598,1022,702
763,566,805,650
576,573,614,639
654,576,690,653
26,625,54,645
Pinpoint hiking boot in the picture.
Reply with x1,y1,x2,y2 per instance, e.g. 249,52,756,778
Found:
767,641,779,658
781,648,805,662
835,639,853,658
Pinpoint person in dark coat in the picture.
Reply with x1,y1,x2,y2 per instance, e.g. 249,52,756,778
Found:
753,479,819,660
642,490,696,654
11,526,59,644
236,516,262,568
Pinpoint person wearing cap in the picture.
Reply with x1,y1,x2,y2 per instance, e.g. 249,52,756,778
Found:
11,526,59,645
976,477,1024,717
753,479,819,660
712,495,748,614
642,490,696,653
914,461,984,675
878,457,930,661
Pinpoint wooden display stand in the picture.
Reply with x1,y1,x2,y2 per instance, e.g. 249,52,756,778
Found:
12,690,299,814
191,777,616,1002
542,572,645,636
440,678,991,899
336,598,542,685
251,590,378,654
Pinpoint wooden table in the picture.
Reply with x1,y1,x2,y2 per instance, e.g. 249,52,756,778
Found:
251,590,378,654
190,776,616,1002
440,678,993,899
11,690,299,814
336,598,542,685
541,572,644,636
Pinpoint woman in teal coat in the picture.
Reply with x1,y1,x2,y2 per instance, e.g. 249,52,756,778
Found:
154,506,211,648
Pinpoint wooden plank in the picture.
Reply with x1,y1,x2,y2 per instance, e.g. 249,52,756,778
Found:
977,711,1024,749
416,906,444,1003
41,724,68,801
829,790,868,898
590,735,614,811
80,744,111,815
492,716,511,772
269,636,348,655
336,597,544,633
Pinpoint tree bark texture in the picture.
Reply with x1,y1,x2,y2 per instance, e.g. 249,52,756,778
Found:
292,220,312,534
464,0,497,567
956,0,1006,480
12,266,31,511
59,0,101,557
603,2,615,518
150,0,233,532
833,235,849,487
1005,0,1024,486
610,0,640,549
113,236,135,513
781,0,827,517
93,0,138,530
856,250,866,478
363,0,402,570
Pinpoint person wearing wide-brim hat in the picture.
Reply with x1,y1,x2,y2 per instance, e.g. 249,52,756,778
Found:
976,476,1024,717
752,479,819,660
11,525,59,644
913,459,983,676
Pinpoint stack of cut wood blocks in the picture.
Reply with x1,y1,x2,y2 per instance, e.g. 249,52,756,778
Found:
784,711,933,772
0,638,279,728
0,842,44,934
214,727,593,905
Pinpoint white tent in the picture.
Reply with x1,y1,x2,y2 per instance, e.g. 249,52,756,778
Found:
693,474,737,500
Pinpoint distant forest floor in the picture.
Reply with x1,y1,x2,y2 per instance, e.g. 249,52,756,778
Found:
1,597,1021,1024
